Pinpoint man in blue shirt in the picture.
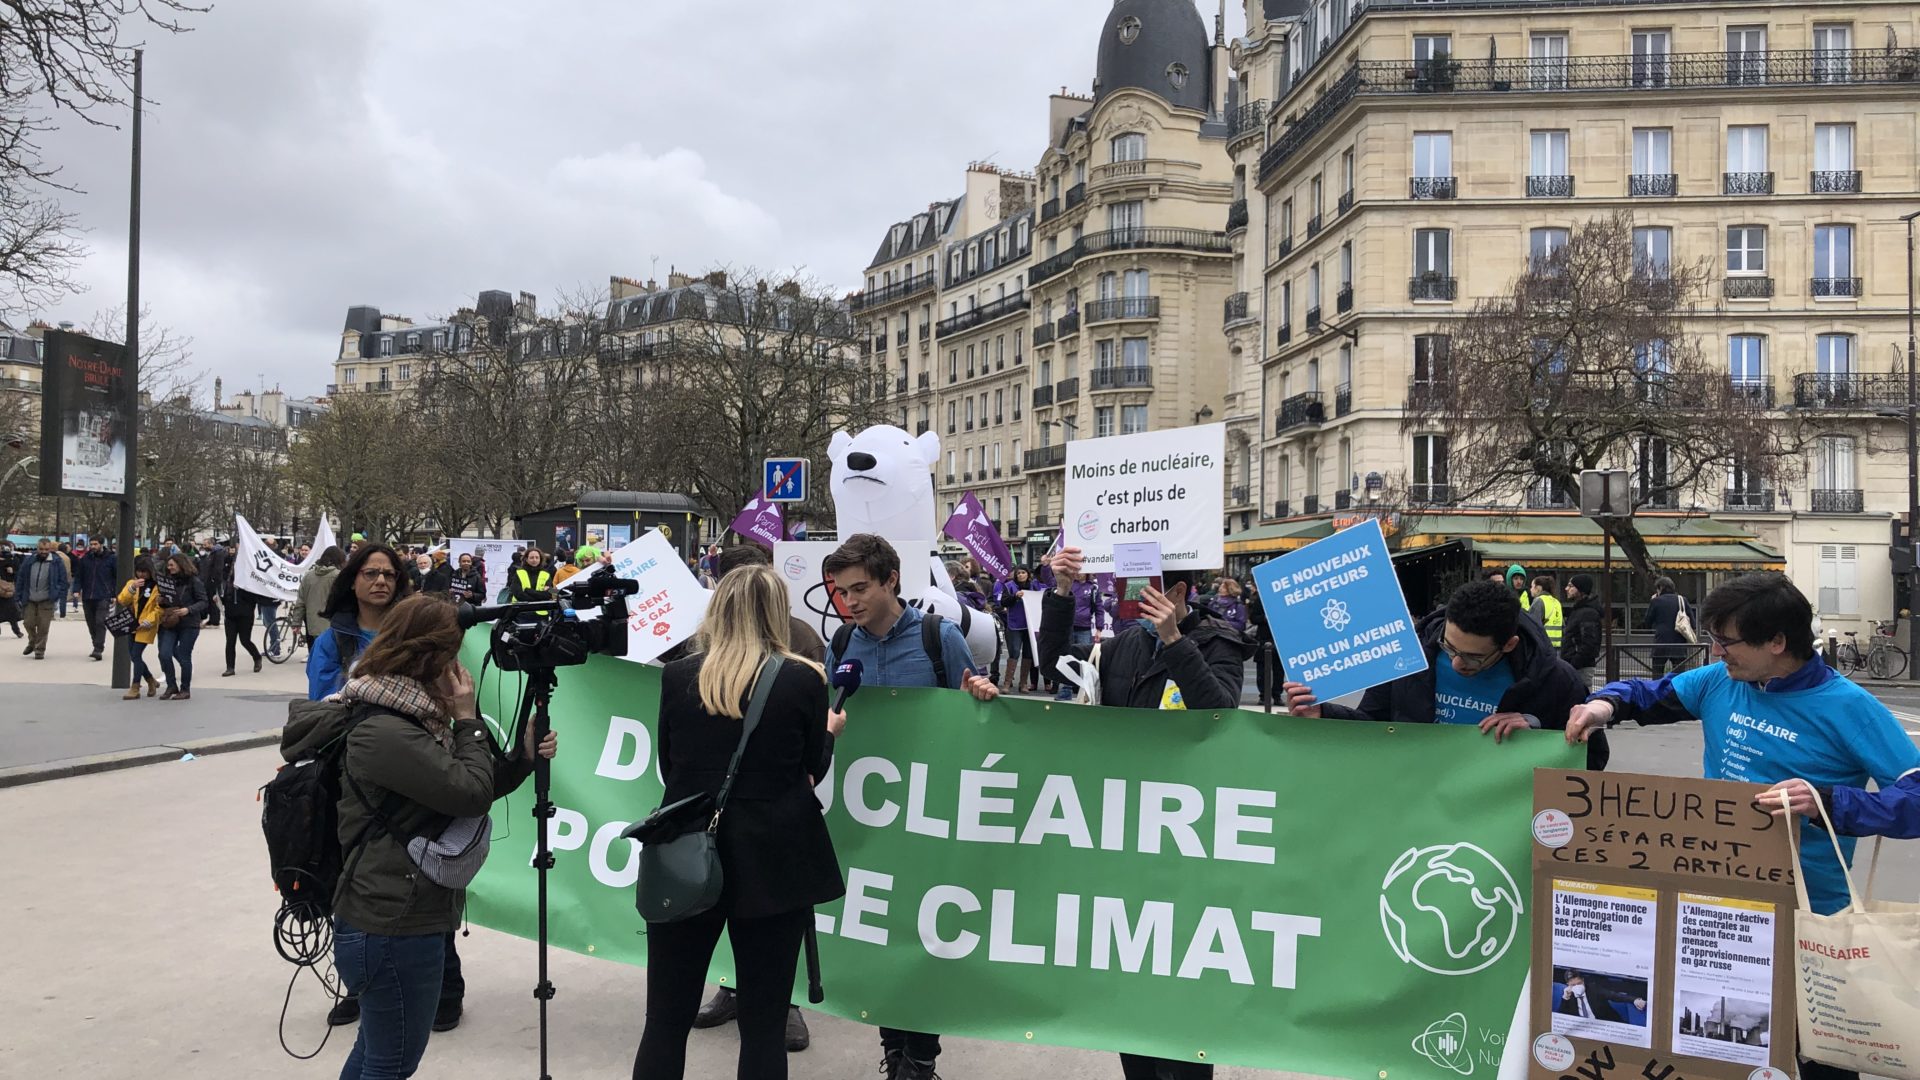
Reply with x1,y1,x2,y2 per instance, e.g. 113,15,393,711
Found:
1566,572,1920,925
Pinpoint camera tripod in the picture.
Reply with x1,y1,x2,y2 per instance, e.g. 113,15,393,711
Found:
508,666,561,1080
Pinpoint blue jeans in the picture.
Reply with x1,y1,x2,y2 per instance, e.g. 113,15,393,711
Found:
129,640,154,685
157,622,200,691
334,919,446,1080
1054,628,1095,700
257,601,280,651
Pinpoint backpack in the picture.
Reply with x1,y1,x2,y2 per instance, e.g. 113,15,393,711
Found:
832,610,947,688
260,704,393,935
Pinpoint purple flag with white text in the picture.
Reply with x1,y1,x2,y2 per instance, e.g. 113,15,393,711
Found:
729,496,785,549
941,492,1015,581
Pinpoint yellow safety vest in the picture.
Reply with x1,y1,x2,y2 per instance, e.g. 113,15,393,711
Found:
1536,593,1564,648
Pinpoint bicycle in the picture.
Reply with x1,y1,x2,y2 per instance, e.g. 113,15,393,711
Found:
264,616,305,665
1834,621,1907,681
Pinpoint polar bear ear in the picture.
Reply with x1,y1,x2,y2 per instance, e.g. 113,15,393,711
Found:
829,430,853,460
914,429,941,466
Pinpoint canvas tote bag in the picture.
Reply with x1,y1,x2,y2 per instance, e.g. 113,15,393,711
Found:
1780,787,1920,1079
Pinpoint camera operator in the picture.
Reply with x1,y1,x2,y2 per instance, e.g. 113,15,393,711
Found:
288,593,556,1080
309,543,412,702
632,564,843,1080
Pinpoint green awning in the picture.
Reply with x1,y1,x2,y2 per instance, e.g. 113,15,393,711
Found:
1471,540,1784,571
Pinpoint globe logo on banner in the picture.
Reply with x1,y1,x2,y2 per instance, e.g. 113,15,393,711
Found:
1410,1011,1475,1076
1379,843,1523,976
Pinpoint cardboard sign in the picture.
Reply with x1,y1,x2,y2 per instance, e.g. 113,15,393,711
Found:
1061,423,1224,572
1253,518,1425,702
604,530,709,664
1528,770,1797,1080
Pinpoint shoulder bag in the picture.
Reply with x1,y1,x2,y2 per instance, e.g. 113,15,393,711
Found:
624,655,783,923
1672,595,1697,644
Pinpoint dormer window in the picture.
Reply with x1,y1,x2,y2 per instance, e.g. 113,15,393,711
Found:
1118,16,1141,45
1167,63,1189,91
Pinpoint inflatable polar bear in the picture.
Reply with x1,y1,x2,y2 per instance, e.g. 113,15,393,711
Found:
828,424,1002,670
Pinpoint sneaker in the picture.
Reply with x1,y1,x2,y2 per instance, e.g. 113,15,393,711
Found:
692,985,737,1028
432,998,461,1032
326,995,360,1026
784,1006,809,1052
90,651,102,661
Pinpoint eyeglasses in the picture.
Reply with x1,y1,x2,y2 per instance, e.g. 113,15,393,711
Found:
359,569,399,581
1439,637,1505,672
1705,630,1760,650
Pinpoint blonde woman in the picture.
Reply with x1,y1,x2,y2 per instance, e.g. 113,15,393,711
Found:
633,564,844,1080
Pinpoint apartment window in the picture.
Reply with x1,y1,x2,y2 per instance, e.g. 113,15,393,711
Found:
1123,268,1149,297
1109,200,1144,233
948,349,959,380
1413,229,1451,276
1307,265,1321,309
1122,337,1148,368
1280,198,1293,238
397,363,411,381
1813,224,1854,279
1632,29,1671,87
1528,33,1569,89
1014,328,1023,358
947,402,957,431
1632,128,1672,175
1012,493,1021,523
1341,148,1355,197
1279,281,1292,327
1413,34,1450,62
1338,437,1353,491
378,336,393,357
1728,335,1766,383
1310,175,1323,218
1727,27,1767,84
1017,220,1030,249
1095,406,1116,438
1306,358,1321,392
344,368,356,385
1812,24,1852,82
1633,226,1671,277
1111,132,1147,162
1096,272,1117,300
1816,436,1857,490
1095,339,1115,370
1726,125,1768,173
1414,333,1450,382
1816,333,1854,375
1818,545,1859,615
377,366,389,384
430,330,446,350
1339,241,1353,287
966,344,976,376
1039,356,1052,384
1412,132,1452,178
994,388,1004,421
995,335,1005,367
1338,343,1352,387
1814,124,1855,172
964,448,974,475
1412,435,1450,492
1529,227,1570,269
1529,130,1569,177
1726,226,1767,273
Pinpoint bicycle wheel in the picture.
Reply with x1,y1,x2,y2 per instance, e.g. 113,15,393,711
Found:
265,617,298,664
1868,644,1907,681
1834,642,1863,675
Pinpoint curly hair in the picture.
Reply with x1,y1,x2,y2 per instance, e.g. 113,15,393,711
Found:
1445,580,1522,642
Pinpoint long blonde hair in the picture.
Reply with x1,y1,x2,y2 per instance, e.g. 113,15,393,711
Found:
696,564,823,718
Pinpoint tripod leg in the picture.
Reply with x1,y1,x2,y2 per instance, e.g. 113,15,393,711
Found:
804,916,824,1004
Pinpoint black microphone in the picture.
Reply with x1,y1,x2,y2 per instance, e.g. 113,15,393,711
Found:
830,657,864,713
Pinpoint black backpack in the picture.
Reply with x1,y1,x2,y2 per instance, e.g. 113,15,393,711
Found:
260,704,392,937
832,609,947,688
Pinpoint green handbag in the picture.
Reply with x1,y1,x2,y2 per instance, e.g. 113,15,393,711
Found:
625,655,783,923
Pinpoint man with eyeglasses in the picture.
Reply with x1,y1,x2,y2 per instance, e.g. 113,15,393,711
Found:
1566,573,1918,916
1284,580,1607,768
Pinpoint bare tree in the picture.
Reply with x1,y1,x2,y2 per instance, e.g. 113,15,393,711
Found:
285,393,426,543
0,388,47,534
1402,212,1811,576
84,302,195,397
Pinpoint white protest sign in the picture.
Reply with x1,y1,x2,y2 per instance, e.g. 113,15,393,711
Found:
1020,589,1045,661
774,540,933,645
605,530,710,664
449,538,519,603
1112,540,1162,579
235,513,337,602
1061,423,1224,572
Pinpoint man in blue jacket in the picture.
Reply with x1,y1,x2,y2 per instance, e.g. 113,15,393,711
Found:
19,538,70,659
74,538,119,660
1566,572,1920,922
1762,770,1920,839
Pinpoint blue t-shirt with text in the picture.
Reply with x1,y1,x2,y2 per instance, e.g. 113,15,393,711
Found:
1433,659,1516,725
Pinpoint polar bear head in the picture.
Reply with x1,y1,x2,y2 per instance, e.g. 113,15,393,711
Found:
829,424,942,541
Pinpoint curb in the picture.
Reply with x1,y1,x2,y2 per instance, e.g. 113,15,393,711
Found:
0,728,282,789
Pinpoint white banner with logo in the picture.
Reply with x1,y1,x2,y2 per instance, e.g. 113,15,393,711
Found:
235,513,338,602
448,538,520,604
1060,422,1225,572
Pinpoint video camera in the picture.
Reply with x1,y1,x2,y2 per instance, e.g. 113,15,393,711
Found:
457,564,640,670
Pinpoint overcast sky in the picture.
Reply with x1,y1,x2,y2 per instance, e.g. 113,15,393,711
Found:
34,1,1245,403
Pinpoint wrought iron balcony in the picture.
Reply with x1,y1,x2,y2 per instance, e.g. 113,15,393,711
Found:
917,420,930,435
1335,382,1352,416
1723,172,1775,195
1273,235,1293,262
1025,444,1068,471
1028,226,1233,285
1630,276,1676,308
1811,170,1862,194
1811,276,1862,298
1223,292,1251,326
1032,384,1054,408
1527,174,1575,198
1040,197,1061,222
1085,297,1160,323
1226,199,1249,232
896,329,909,347
1275,391,1326,433
1306,212,1324,238
1729,379,1775,408
1274,499,1291,519
1410,275,1457,301
871,335,887,353
1526,485,1576,510
1337,189,1354,215
936,293,1032,335
849,270,937,313
919,323,930,340
1409,176,1456,200
1406,378,1446,410
1723,489,1775,512
1227,99,1269,140
1306,305,1322,330
1723,276,1775,300
1033,323,1056,346
1055,377,1080,401
918,372,931,390
1811,488,1865,513
1277,323,1292,346
1064,183,1087,210
1629,173,1677,197
1336,283,1353,313
1230,485,1250,506
1057,310,1080,336
1090,366,1153,391
1792,372,1908,409
1302,495,1321,515
1408,484,1452,506
895,376,908,394
1334,489,1353,510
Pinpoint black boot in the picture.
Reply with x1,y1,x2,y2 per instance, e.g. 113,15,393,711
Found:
326,995,360,1026
784,1005,809,1052
432,997,461,1032
692,985,737,1028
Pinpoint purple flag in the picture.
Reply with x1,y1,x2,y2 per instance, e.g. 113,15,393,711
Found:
941,492,1015,581
729,496,785,549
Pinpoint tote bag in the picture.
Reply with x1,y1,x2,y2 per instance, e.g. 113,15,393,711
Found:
1781,787,1920,1079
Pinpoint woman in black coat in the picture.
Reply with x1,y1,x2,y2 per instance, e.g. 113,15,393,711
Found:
633,563,843,1080
1645,576,1689,677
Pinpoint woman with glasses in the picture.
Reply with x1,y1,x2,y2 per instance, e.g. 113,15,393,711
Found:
308,542,412,701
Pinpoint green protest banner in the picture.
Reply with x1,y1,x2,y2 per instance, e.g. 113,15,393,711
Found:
460,634,1582,1076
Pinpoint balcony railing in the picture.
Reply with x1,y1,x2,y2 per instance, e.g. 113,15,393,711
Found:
1409,176,1456,200
1410,275,1457,301
896,329,909,347
916,420,929,435
1277,323,1292,346
919,323,930,340
1034,323,1056,346
1526,485,1576,510
1729,379,1776,408
1226,199,1249,232
1811,170,1862,194
1407,378,1446,409
1302,495,1321,515
895,376,908,394
1040,197,1061,222
1811,276,1863,298
1025,445,1068,471
1228,99,1269,140
1335,490,1353,510
1057,310,1081,336
1085,297,1160,323
1723,171,1775,195
1090,366,1153,391
1033,384,1054,408
1274,499,1291,519
1224,292,1251,326
1064,182,1087,210
1306,305,1322,330
1408,484,1452,506
1055,377,1080,401
1792,372,1909,409
1811,488,1865,513
936,292,1032,335
1273,235,1293,262
1629,173,1678,197
1336,283,1353,313
1527,174,1575,198
1306,212,1324,238
1337,189,1354,215
1275,391,1326,433
871,335,887,353
1028,226,1232,286
1257,49,1916,186
849,270,938,312
1335,382,1352,416
918,372,931,390
1723,489,1775,512
1723,276,1775,299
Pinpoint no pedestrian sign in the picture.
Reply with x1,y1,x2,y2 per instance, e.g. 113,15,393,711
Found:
1252,518,1425,702
764,457,807,503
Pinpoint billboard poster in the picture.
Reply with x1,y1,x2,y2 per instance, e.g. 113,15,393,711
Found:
38,330,131,498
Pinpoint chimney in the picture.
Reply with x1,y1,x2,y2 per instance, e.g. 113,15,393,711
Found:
775,281,801,298
213,377,222,407
668,271,692,289
705,270,728,289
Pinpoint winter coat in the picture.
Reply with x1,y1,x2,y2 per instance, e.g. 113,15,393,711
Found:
291,565,338,639
116,577,165,644
1560,596,1604,669
74,551,118,601
423,563,453,594
1038,590,1252,710
308,610,376,700
1319,609,1609,770
19,551,71,604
